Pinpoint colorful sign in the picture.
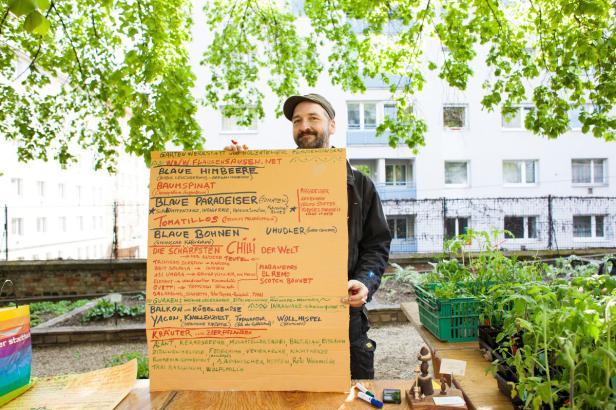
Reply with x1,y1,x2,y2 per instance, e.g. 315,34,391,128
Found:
146,149,350,392
0,304,32,406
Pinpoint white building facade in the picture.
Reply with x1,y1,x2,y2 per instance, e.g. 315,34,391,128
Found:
0,139,149,261
190,10,616,255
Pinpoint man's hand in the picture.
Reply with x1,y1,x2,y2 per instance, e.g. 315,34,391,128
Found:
223,142,249,152
342,279,369,307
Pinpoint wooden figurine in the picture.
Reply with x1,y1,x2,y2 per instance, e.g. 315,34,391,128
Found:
416,346,434,396
440,377,448,395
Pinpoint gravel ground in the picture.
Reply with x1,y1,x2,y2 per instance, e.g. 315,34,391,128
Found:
31,322,423,379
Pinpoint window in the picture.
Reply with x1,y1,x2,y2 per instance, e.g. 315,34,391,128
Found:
384,103,396,121
572,159,606,185
445,161,469,186
443,104,467,129
11,178,23,197
504,216,538,239
78,216,84,231
11,218,23,236
92,216,97,229
36,217,47,233
387,216,415,239
573,215,605,238
386,164,408,186
37,181,45,197
58,183,65,199
503,160,537,185
347,102,377,130
76,185,82,202
568,104,592,130
59,217,67,232
502,106,534,129
445,217,469,240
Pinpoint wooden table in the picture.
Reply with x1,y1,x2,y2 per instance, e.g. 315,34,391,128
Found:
401,302,512,410
116,379,418,409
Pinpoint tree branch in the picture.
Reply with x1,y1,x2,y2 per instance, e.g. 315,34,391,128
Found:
13,44,41,80
393,0,431,93
51,2,89,97
90,11,99,41
528,0,549,71
12,2,55,81
0,5,9,37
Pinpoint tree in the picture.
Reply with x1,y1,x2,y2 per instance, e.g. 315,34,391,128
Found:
1,1,614,170
203,0,615,151
0,0,200,171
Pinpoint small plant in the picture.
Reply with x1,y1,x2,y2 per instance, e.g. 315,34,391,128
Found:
83,299,145,322
30,299,89,326
107,352,149,379
388,263,423,286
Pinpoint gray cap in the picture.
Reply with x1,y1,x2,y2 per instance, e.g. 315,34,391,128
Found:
283,93,335,121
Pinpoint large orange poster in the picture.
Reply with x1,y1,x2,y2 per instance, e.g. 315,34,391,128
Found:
146,149,350,392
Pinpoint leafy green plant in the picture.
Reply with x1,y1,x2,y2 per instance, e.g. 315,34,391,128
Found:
107,352,149,379
387,263,423,287
82,299,145,322
30,299,89,326
492,281,616,409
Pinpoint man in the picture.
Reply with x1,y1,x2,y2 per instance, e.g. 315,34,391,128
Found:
226,94,391,379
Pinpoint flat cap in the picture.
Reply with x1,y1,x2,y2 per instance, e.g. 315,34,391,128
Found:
283,93,335,121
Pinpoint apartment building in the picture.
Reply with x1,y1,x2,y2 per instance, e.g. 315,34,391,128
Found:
191,10,615,255
0,139,149,260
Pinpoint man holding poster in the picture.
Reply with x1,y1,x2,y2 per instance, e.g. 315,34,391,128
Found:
226,94,391,379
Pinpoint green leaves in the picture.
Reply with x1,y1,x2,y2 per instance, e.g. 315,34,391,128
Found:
1,0,201,171
23,10,49,35
200,0,614,152
9,0,36,17
8,0,51,36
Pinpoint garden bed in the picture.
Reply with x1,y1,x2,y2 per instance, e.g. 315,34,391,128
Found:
50,293,145,328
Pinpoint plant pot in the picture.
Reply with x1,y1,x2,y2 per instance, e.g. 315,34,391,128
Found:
495,370,524,407
478,325,501,350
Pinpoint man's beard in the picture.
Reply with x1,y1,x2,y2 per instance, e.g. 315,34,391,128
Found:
295,130,329,149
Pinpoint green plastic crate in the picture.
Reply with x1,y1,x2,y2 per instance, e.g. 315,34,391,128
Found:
414,283,482,342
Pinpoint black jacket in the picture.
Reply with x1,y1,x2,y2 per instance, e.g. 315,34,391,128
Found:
346,162,391,301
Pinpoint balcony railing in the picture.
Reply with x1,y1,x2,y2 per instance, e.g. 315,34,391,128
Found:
347,129,390,145
375,182,416,200
390,238,417,254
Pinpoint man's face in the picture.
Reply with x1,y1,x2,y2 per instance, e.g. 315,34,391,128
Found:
291,101,336,149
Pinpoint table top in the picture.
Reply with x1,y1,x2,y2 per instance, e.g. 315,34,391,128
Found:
117,379,421,409
400,302,513,410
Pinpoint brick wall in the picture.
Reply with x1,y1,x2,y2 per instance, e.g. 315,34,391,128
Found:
0,260,146,299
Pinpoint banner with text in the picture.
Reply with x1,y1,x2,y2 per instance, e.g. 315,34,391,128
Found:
147,149,349,392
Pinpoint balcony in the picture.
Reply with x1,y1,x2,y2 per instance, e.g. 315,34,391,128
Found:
390,238,417,254
375,182,416,200
347,129,390,145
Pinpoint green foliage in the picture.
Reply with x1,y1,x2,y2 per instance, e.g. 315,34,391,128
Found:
388,262,423,286
29,299,89,326
202,0,615,151
107,351,148,379
0,0,201,171
82,299,144,322
490,278,616,409
2,1,614,168
417,232,616,407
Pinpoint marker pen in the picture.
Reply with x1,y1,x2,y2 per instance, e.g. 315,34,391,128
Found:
357,392,384,408
355,382,375,397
